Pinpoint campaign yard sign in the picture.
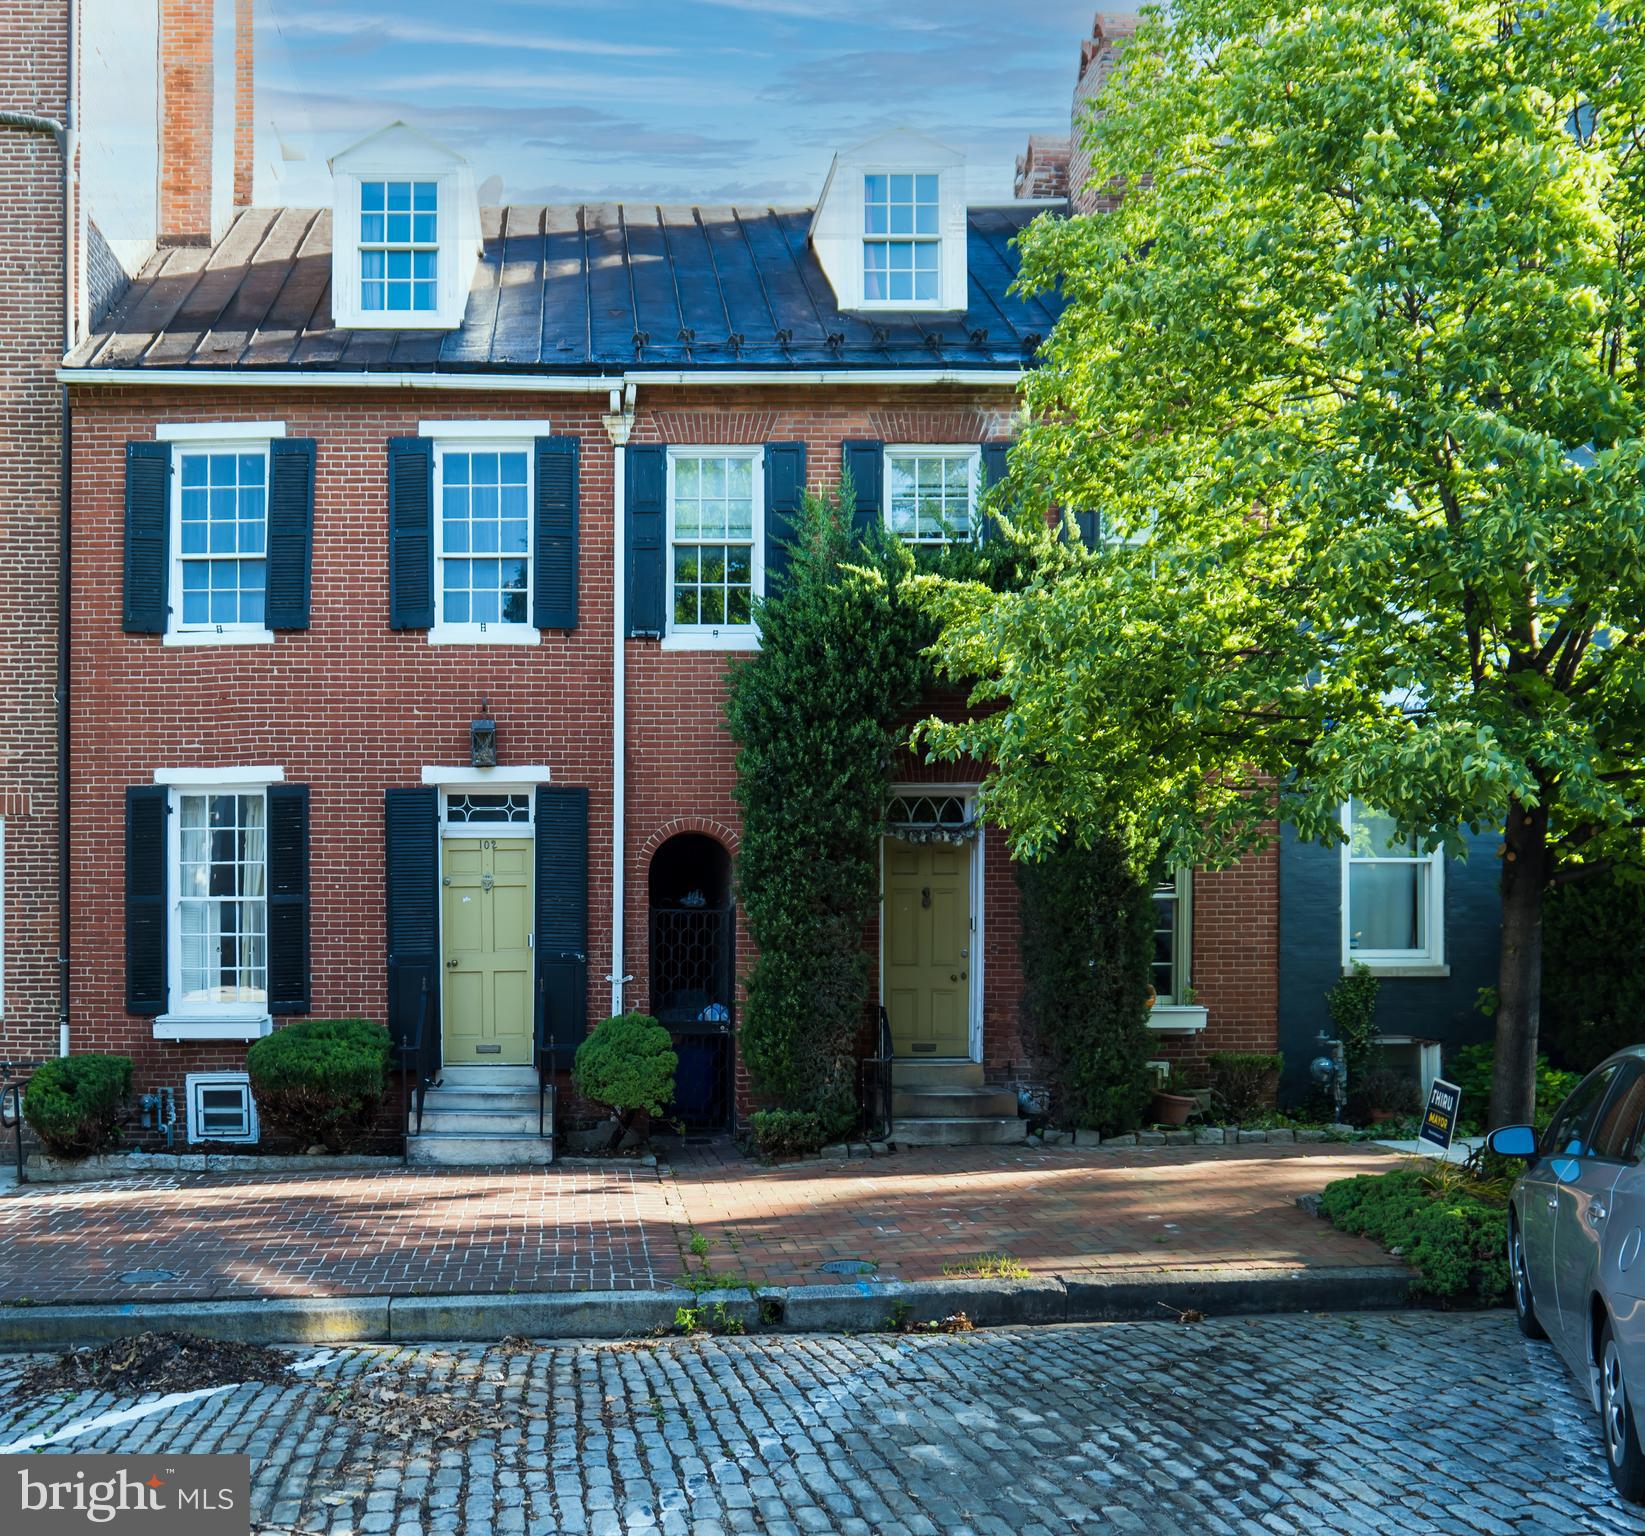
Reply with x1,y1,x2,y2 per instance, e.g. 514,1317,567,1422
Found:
1418,1078,1462,1153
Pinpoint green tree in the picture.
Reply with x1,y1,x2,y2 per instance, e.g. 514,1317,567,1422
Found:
914,0,1645,1128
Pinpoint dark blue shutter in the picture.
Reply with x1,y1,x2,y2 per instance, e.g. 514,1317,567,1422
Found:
123,441,171,634
979,440,1011,544
1075,511,1101,547
626,445,666,638
533,435,579,630
384,786,439,1057
266,438,316,630
267,784,310,1015
388,437,434,630
763,442,807,593
125,785,168,1015
842,440,883,541
535,785,589,1061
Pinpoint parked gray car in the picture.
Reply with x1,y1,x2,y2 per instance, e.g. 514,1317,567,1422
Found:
1490,1046,1645,1502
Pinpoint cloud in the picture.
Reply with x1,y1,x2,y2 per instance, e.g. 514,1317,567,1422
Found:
267,7,678,56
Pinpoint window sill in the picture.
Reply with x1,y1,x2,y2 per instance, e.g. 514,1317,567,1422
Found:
427,625,541,646
1146,1004,1208,1034
163,629,274,647
1343,961,1450,979
153,1014,273,1042
660,632,760,652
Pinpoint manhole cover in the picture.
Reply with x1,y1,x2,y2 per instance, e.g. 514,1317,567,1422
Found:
818,1259,878,1277
118,1269,179,1285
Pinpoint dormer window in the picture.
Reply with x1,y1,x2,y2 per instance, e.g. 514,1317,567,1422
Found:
863,174,940,304
329,122,482,332
360,179,439,313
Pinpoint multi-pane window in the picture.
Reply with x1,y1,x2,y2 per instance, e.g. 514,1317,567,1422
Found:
175,792,267,1011
439,448,531,629
176,449,267,630
1343,799,1444,963
887,451,976,544
1151,871,1191,1004
669,452,759,637
445,792,532,825
863,173,939,303
360,179,438,313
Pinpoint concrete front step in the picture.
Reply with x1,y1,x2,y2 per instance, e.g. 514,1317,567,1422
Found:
417,1090,542,1115
413,1109,547,1136
891,1059,984,1089
406,1132,555,1167
892,1086,1018,1118
435,1065,538,1089
890,1116,1025,1147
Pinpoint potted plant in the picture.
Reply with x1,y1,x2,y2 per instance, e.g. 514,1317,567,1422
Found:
1148,1088,1197,1126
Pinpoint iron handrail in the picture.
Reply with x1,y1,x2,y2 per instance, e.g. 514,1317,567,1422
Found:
396,978,433,1165
0,1061,32,1185
860,1006,894,1144
534,975,558,1155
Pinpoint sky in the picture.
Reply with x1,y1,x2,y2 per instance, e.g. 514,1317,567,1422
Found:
254,0,1098,208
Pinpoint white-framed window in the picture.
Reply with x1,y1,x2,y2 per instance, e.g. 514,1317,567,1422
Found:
359,178,439,314
185,1072,259,1144
440,789,535,834
162,424,285,646
885,446,979,545
1341,799,1446,970
863,172,941,305
431,439,535,644
166,785,269,1026
665,447,763,650
1151,870,1192,1004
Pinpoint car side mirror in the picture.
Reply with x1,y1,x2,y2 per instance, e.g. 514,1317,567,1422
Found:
1487,1124,1539,1159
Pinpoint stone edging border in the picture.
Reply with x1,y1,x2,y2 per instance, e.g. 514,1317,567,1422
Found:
0,1266,1416,1350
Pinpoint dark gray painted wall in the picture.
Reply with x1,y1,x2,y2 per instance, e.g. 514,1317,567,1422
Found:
1277,822,1500,1105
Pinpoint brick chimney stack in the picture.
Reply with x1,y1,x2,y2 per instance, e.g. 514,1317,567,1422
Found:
1014,135,1071,201
158,0,254,245
1069,13,1138,215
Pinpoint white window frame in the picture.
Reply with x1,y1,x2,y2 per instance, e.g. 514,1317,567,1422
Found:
662,445,764,652
333,169,465,330
428,433,540,646
161,423,285,648
883,445,980,546
155,777,275,1040
860,168,944,310
185,1072,259,1145
438,786,538,838
356,176,441,318
1340,800,1448,975
1150,869,1192,1005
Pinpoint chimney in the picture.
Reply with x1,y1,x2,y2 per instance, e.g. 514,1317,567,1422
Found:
158,0,254,245
1014,135,1071,202
1069,12,1138,216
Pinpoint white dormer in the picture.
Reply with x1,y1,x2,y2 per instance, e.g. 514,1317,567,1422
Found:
809,130,968,313
328,122,482,331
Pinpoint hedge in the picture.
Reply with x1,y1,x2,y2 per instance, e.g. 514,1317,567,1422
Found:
245,1018,390,1152
23,1054,133,1159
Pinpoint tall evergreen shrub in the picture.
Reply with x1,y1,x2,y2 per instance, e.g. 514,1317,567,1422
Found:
1015,837,1154,1134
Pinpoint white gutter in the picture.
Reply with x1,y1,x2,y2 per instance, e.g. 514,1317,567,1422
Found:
604,387,635,1019
58,366,1024,391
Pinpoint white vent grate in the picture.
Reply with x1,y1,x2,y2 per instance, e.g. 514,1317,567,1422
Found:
185,1073,258,1144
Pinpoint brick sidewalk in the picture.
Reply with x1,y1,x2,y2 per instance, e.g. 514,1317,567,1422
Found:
0,1142,1401,1306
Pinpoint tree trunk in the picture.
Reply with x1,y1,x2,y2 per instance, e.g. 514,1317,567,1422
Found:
1489,794,1548,1129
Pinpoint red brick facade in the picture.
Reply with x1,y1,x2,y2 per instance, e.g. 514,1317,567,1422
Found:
62,380,1280,1128
158,0,215,245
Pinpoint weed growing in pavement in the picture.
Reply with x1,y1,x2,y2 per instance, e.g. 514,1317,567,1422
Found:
940,1253,1030,1280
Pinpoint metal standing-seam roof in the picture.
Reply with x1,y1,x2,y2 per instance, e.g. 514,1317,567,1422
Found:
67,203,1061,376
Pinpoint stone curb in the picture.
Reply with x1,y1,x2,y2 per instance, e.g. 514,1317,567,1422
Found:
0,1266,1416,1350
22,1153,405,1183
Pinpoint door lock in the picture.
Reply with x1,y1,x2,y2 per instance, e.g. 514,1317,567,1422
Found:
446,959,459,969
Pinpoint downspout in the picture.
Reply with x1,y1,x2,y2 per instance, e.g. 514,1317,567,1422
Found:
3,1,77,1059
603,385,636,1018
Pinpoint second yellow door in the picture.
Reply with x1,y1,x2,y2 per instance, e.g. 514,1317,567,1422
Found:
883,837,971,1058
442,837,534,1065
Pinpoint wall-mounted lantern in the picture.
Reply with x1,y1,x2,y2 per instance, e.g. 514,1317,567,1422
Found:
470,717,497,769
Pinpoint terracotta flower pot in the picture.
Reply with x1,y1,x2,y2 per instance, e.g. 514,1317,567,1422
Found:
1150,1091,1196,1127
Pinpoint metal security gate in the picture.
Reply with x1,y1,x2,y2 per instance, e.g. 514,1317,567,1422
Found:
649,904,735,1132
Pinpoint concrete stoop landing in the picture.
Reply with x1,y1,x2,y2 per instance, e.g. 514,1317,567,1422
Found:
405,1065,554,1166
889,1060,1025,1147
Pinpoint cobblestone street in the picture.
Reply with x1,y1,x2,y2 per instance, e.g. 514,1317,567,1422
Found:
0,1312,1638,1535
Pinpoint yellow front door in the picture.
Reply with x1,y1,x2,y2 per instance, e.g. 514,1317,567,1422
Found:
442,837,534,1064
884,837,971,1058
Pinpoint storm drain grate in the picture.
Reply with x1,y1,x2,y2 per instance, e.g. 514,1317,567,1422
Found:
818,1259,878,1277
118,1269,180,1285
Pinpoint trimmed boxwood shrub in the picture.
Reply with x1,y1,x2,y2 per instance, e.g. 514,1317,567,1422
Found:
573,1012,677,1149
1207,1051,1285,1123
747,1108,828,1160
23,1054,133,1159
245,1018,390,1152
1319,1168,1509,1304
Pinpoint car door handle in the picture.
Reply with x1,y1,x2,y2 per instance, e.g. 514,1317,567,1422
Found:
1593,1203,1610,1222
1548,1197,1560,1211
